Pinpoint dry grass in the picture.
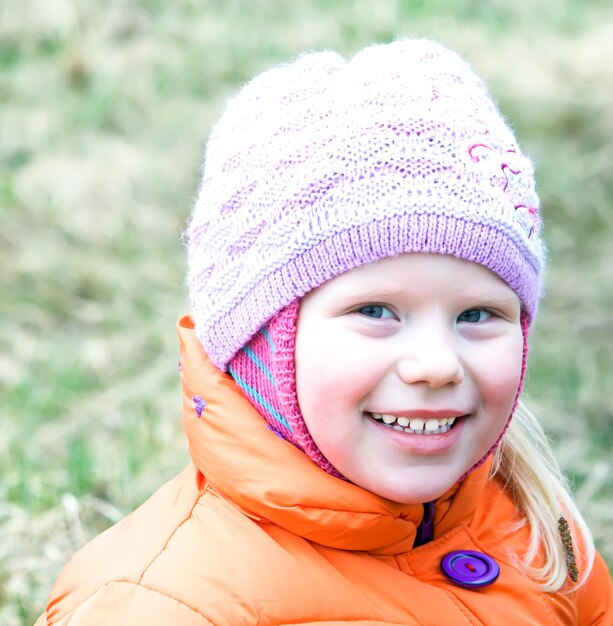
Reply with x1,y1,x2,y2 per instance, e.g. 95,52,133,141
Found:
1,1,611,622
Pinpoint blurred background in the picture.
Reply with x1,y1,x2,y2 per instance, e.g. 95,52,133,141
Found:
1,0,612,622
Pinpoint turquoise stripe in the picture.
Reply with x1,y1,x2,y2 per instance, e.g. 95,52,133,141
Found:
228,367,292,431
261,327,276,353
241,346,276,385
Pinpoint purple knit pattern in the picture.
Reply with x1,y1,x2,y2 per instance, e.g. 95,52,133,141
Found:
186,39,544,371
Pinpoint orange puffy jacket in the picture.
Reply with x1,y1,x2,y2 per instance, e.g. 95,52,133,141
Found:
36,316,612,625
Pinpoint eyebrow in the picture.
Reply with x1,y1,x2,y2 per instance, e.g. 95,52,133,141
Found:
461,293,520,308
333,287,520,309
333,286,404,303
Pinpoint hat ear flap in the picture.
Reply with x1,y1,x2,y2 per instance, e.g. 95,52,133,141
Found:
228,301,344,478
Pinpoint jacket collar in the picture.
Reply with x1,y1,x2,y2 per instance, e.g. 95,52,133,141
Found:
178,315,490,555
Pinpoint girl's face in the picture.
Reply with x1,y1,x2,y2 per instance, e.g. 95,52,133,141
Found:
295,253,524,504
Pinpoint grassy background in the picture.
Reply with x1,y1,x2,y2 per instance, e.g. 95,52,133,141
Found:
1,0,612,622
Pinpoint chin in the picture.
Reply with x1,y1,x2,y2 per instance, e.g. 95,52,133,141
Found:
391,488,449,506
365,478,455,505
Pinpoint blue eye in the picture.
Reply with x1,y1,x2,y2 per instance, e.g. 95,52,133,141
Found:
358,305,395,319
457,309,491,323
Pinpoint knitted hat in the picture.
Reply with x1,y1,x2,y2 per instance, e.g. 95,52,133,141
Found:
185,38,545,476
186,39,544,370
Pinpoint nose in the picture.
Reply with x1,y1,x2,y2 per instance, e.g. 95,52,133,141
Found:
396,324,464,388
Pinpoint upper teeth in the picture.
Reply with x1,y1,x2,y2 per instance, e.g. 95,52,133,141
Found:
371,413,457,433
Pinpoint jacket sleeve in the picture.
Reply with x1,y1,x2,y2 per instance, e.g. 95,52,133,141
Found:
34,582,215,626
576,551,613,625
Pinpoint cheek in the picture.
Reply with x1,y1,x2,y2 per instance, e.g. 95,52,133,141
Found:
295,327,339,413
295,326,378,415
479,334,525,409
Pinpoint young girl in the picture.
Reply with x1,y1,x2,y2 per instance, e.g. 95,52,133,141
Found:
37,39,611,625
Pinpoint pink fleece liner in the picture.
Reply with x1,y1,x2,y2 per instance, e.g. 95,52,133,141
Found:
229,302,344,479
273,302,344,479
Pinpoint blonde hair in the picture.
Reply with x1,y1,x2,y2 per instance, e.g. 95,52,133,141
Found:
491,401,595,592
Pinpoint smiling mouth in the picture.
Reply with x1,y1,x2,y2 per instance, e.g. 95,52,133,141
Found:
366,412,467,435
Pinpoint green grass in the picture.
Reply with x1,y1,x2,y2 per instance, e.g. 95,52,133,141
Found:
2,0,612,622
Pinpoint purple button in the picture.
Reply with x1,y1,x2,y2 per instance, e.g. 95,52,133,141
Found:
440,550,500,589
